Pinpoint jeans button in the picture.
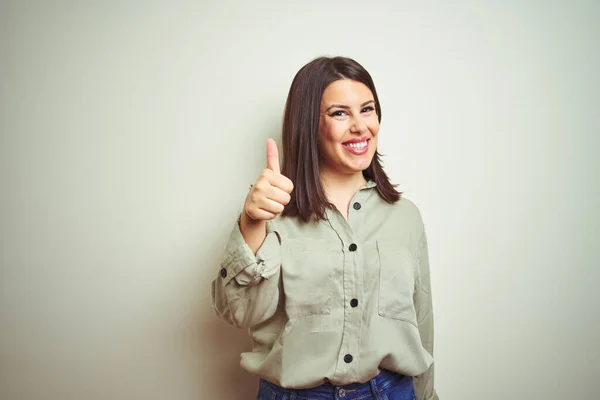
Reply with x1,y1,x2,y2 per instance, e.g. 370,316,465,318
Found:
338,388,346,397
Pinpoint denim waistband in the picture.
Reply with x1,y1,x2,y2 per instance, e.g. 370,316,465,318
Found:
260,369,412,399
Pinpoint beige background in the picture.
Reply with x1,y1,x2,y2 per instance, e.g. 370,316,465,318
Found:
1,1,599,399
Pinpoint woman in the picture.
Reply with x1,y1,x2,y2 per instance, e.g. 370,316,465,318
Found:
212,56,438,400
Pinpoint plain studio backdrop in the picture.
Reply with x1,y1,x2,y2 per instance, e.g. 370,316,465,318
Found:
1,1,599,399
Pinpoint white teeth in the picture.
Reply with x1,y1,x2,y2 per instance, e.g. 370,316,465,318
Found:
347,141,367,149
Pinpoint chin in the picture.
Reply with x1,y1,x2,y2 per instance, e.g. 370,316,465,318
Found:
351,156,375,171
344,162,371,174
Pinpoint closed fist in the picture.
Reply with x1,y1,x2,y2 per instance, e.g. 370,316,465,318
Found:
243,139,294,221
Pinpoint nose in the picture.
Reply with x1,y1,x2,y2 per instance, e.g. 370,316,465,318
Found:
350,115,367,134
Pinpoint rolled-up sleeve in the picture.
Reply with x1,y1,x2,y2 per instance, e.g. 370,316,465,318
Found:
211,216,282,329
413,229,439,400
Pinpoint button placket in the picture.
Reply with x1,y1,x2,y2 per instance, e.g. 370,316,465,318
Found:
325,204,364,382
347,189,365,234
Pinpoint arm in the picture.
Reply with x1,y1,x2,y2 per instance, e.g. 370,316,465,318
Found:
239,209,267,254
413,230,439,400
211,217,282,329
212,138,291,329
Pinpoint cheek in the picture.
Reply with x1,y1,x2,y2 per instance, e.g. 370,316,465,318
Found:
321,121,344,142
368,118,380,134
318,125,335,153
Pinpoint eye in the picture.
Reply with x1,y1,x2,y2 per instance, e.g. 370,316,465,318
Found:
329,110,347,117
361,106,375,113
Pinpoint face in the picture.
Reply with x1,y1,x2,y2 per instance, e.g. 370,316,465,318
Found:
318,79,379,178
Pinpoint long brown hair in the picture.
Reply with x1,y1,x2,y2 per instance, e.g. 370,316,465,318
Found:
281,56,401,223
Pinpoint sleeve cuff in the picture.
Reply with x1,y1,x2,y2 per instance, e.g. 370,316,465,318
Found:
219,217,281,286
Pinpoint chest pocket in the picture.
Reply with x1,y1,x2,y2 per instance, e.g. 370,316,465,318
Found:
281,238,335,318
377,241,417,326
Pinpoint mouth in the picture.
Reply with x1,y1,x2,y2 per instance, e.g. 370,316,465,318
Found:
342,138,369,155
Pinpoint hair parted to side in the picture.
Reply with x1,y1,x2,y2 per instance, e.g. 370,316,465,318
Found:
281,56,401,223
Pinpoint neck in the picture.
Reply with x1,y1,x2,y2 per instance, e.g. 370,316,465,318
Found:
320,168,368,204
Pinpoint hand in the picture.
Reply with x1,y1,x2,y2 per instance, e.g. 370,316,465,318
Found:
243,139,294,221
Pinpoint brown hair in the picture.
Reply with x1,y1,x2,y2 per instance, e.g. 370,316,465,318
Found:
281,56,401,223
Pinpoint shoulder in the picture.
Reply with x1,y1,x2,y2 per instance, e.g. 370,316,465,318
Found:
367,194,426,252
382,195,424,228
395,195,420,214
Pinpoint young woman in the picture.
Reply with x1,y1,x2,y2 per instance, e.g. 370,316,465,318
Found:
212,57,438,400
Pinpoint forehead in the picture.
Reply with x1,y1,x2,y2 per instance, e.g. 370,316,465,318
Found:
321,79,374,105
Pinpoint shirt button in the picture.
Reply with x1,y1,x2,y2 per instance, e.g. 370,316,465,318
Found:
350,298,358,308
220,268,227,278
353,202,361,210
349,243,357,252
344,354,353,363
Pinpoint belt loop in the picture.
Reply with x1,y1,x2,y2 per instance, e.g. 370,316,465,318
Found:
369,375,380,400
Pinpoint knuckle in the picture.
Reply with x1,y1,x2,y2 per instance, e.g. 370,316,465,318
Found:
248,192,259,203
245,208,256,219
254,180,267,191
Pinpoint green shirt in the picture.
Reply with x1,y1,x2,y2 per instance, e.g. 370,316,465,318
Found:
212,181,438,400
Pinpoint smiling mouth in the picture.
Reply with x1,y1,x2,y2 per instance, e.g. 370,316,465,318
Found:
345,141,367,149
342,139,369,154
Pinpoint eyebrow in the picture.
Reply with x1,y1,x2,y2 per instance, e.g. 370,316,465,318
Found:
324,100,375,112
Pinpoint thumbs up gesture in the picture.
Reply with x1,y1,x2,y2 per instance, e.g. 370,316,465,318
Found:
243,139,294,221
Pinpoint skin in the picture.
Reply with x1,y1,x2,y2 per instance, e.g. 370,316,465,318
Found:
240,79,379,252
318,79,379,219
240,139,293,254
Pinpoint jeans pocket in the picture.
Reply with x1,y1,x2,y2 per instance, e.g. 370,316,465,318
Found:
381,379,416,400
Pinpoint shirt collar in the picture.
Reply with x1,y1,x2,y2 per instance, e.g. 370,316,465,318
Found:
360,180,377,190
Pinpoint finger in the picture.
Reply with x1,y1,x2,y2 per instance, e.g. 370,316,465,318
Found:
246,208,277,221
265,186,292,206
256,197,285,215
268,173,294,194
266,138,281,174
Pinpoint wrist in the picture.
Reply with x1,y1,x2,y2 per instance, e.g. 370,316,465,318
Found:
240,209,265,230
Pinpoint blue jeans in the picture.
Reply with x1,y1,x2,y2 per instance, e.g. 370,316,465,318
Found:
256,369,415,400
